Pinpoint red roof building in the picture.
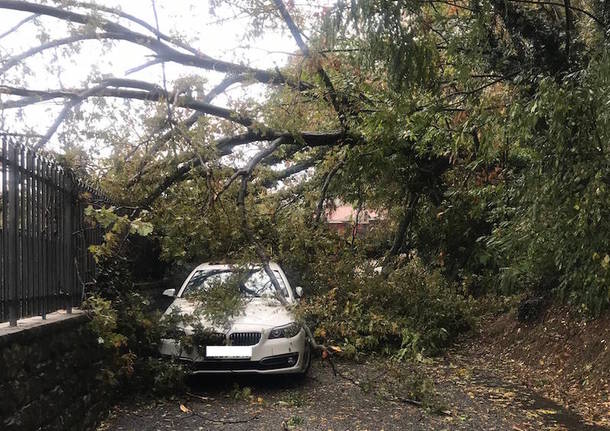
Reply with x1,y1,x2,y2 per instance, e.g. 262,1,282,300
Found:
325,203,382,236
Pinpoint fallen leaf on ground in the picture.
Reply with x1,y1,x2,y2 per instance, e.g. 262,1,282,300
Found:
179,404,191,413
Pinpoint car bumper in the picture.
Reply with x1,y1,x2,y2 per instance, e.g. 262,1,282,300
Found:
159,328,308,374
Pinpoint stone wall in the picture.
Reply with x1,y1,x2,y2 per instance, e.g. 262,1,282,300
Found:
0,310,108,431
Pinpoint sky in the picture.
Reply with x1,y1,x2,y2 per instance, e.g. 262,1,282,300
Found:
0,0,333,154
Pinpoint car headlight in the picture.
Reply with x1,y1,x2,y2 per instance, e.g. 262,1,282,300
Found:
268,322,301,339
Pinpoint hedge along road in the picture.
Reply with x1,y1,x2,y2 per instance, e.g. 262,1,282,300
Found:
97,353,606,431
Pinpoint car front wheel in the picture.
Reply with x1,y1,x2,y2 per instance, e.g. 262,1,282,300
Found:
299,340,312,375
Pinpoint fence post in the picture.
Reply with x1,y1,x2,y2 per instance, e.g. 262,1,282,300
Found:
7,144,19,326
63,172,74,314
1,138,6,322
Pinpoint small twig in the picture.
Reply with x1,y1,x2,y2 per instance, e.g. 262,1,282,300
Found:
74,256,87,301
563,0,573,61
394,395,423,407
185,392,212,402
34,82,111,149
186,407,259,424
311,342,428,410
125,58,162,75
0,13,38,40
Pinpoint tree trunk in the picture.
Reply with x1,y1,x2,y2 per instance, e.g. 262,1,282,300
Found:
387,192,420,258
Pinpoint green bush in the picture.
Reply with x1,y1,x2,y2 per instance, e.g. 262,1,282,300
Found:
83,289,186,396
83,206,185,396
298,257,475,358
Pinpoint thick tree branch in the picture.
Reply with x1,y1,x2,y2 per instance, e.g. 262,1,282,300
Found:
138,132,272,208
0,80,258,131
505,0,603,27
0,33,118,75
139,131,348,207
314,158,344,223
2,79,163,148
0,1,131,35
166,74,249,134
126,74,248,187
235,138,289,306
70,1,205,56
1,95,63,109
0,85,76,101
259,153,322,188
153,50,311,90
241,139,287,176
35,81,115,149
0,0,311,90
215,138,286,201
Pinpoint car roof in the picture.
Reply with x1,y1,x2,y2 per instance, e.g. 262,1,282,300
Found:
193,262,282,272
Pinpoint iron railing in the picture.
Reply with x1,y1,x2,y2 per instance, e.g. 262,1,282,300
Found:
0,136,109,325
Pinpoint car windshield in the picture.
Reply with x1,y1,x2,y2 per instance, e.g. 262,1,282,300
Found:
181,268,289,299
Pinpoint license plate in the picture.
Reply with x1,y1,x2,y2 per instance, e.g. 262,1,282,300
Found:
206,346,252,358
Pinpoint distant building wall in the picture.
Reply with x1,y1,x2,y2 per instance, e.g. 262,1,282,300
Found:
325,203,382,237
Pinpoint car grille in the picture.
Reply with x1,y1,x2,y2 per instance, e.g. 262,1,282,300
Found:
229,332,261,346
194,331,226,346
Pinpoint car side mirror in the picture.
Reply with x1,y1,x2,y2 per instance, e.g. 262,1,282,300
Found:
295,286,303,298
162,288,176,297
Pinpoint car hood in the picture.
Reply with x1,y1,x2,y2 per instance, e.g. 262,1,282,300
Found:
165,297,294,333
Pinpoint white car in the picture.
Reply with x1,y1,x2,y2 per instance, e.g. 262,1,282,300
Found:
159,262,312,374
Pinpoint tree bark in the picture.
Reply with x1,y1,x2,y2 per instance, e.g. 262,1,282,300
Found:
387,192,420,258
313,159,344,224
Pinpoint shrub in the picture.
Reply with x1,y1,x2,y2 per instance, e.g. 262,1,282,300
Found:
298,257,475,358
82,206,185,396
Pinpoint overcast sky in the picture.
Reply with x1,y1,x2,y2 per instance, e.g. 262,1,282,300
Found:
0,1,333,152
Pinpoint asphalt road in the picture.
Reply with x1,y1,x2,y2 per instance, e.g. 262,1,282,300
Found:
98,355,607,431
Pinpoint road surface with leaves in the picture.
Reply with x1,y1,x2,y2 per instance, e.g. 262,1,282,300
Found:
98,353,606,431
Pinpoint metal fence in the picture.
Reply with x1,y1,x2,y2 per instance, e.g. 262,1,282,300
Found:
0,136,109,325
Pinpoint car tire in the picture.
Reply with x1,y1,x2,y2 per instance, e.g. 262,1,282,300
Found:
299,341,312,376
